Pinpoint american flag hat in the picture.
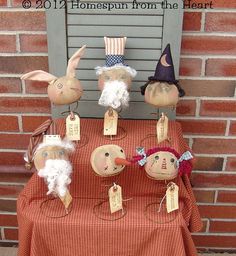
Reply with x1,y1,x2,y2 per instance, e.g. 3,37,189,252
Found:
95,37,137,77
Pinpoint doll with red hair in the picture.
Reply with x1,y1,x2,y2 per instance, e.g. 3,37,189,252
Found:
133,147,193,181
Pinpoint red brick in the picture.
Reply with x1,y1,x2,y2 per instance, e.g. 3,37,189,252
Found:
178,119,226,135
12,0,38,6
25,80,48,94
0,116,19,132
20,34,48,53
206,59,236,77
193,235,236,248
200,100,236,117
217,191,236,203
199,205,236,219
0,97,51,113
0,185,24,198
22,116,50,132
181,36,236,55
179,58,202,76
0,12,46,31
194,157,224,171
0,172,32,183
183,0,236,8
229,121,236,135
201,220,208,232
210,220,236,233
0,152,25,166
192,173,236,188
193,138,236,154
0,56,48,74
4,228,18,240
226,157,236,171
0,78,22,93
176,100,196,116
0,214,17,227
0,0,7,6
193,190,215,203
180,80,236,97
0,35,16,53
0,199,16,212
206,13,236,33
183,12,201,31
0,134,30,150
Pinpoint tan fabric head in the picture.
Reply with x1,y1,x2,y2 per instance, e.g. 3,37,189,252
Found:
90,144,130,177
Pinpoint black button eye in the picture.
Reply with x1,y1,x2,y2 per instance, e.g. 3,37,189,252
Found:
105,152,109,157
120,149,123,153
155,155,159,160
170,158,175,163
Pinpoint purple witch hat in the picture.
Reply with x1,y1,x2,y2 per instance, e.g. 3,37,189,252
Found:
141,44,185,97
149,44,177,83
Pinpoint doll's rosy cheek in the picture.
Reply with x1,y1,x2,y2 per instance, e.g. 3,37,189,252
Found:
98,78,105,90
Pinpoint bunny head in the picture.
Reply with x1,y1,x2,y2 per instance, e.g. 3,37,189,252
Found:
21,45,86,105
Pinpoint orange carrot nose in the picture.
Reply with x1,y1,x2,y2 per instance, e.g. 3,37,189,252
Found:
115,157,131,166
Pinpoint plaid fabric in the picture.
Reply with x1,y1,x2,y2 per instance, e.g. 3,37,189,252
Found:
17,119,202,256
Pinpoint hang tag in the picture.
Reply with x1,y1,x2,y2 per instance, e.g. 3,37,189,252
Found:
66,114,80,141
43,135,61,144
108,183,123,214
59,190,72,209
166,182,179,213
156,113,168,143
104,108,118,136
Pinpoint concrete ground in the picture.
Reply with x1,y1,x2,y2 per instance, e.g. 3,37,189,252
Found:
0,247,235,256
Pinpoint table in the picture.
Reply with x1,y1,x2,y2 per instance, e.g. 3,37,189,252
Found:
17,118,202,256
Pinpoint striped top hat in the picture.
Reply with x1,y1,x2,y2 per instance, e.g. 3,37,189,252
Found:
95,37,137,77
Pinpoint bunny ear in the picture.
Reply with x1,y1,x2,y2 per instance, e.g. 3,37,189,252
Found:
66,45,86,78
21,70,57,83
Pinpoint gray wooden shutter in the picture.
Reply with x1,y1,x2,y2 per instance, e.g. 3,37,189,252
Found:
46,0,183,119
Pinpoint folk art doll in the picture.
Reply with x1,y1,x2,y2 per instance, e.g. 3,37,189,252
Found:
95,37,137,136
21,45,86,106
140,44,185,108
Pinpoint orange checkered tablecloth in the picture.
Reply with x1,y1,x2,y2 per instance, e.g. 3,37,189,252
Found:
17,118,202,256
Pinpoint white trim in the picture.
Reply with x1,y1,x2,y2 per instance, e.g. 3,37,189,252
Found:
184,135,236,139
182,32,236,36
193,188,236,191
181,55,236,59
193,170,236,174
184,9,236,13
200,12,205,32
0,53,48,56
0,113,51,117
0,8,44,11
182,96,236,100
179,76,236,80
95,64,137,78
0,93,48,97
16,33,20,53
0,31,47,35
18,115,23,133
177,116,236,121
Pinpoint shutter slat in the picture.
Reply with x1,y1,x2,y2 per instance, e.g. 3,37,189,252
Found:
68,37,162,49
67,14,163,26
68,25,163,37
69,48,162,60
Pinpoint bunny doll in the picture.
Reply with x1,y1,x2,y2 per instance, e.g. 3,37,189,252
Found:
21,45,86,106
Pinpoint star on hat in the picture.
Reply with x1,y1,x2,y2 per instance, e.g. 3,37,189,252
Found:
95,37,137,77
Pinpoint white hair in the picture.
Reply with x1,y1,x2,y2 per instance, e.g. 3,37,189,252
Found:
38,159,72,198
98,80,130,109
95,64,137,78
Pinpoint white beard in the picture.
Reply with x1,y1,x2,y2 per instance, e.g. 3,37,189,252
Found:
98,81,130,109
38,159,72,198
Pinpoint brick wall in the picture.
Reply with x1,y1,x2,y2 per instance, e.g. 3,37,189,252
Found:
0,1,236,251
179,2,236,253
